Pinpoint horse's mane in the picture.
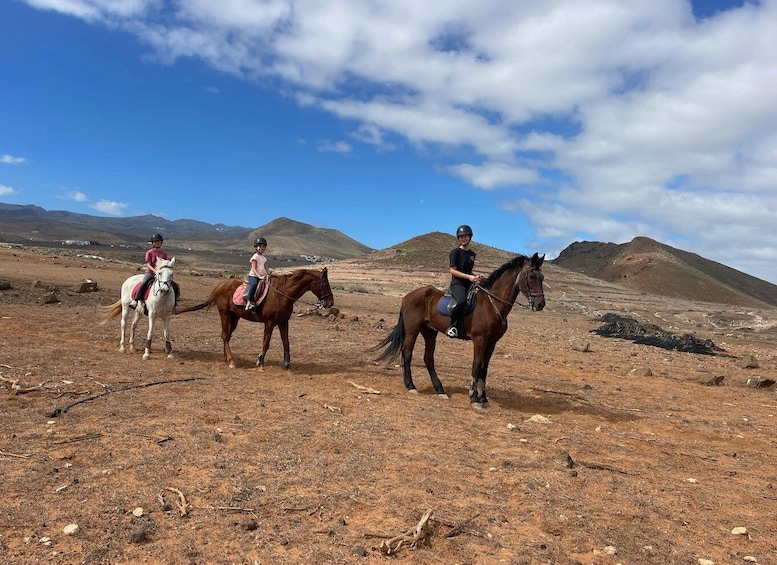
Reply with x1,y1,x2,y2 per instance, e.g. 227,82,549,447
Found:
481,255,528,289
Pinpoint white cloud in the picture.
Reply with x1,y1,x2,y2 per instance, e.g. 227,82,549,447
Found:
67,191,89,202
0,184,17,196
317,140,352,154
1,154,27,165
90,199,127,215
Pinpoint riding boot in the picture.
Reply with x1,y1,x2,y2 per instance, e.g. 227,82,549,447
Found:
446,317,460,338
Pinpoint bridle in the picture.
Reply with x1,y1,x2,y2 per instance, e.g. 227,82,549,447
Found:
153,265,173,296
474,265,545,312
517,268,545,311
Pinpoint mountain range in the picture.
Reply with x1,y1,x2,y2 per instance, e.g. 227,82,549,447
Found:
2,202,776,307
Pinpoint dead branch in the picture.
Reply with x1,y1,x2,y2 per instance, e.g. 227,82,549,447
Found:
47,377,208,417
347,381,381,394
378,509,433,555
165,487,188,516
566,452,630,475
53,433,103,445
436,513,481,538
0,450,31,458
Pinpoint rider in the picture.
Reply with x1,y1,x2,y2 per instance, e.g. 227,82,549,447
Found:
446,224,483,338
246,237,271,311
129,233,174,310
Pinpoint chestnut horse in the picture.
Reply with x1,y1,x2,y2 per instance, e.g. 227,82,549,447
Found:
175,268,333,369
372,253,545,408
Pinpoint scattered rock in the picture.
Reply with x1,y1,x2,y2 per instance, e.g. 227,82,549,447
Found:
74,280,98,293
63,524,79,535
43,292,60,304
351,545,368,557
0,280,11,290
129,527,148,544
747,376,775,388
701,375,725,386
731,526,748,535
240,518,257,531
571,340,590,352
132,507,144,517
629,367,653,377
526,414,551,424
738,355,759,369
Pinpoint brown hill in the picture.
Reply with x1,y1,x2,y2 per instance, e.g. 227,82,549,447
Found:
352,231,520,272
553,236,777,307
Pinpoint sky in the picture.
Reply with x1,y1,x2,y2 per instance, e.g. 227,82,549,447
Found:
2,0,777,284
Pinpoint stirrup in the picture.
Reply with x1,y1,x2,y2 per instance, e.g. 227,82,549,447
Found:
446,326,458,338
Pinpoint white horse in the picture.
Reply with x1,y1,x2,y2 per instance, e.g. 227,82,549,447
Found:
102,257,176,360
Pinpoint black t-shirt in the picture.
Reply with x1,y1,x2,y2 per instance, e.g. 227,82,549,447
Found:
449,247,476,287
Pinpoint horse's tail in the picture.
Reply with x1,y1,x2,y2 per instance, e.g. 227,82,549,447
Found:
370,310,405,364
174,299,214,315
99,299,123,324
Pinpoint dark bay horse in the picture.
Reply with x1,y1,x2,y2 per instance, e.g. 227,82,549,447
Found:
176,268,333,369
372,253,545,408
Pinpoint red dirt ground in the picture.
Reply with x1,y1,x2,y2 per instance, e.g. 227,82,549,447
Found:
1,246,777,565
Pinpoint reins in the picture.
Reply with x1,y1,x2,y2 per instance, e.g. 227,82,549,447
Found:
267,271,332,308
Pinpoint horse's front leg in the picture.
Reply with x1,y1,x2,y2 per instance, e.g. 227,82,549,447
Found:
162,314,173,359
142,314,155,360
420,327,447,398
278,320,291,369
256,321,276,371
469,340,496,409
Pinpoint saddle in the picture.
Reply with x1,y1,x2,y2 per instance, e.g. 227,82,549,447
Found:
131,281,153,301
233,278,270,308
437,285,478,317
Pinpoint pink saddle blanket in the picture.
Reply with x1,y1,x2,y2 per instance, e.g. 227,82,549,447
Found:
131,282,152,301
232,281,270,307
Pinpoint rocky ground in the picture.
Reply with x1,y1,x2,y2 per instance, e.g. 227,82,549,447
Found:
1,245,776,565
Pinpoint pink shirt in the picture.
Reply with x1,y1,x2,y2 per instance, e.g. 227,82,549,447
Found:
144,248,168,274
248,253,268,277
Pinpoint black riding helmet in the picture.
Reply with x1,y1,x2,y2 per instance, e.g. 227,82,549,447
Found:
254,237,267,246
456,224,473,237
149,233,164,243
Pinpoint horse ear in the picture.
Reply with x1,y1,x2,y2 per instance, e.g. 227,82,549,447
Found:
322,267,328,275
531,253,544,267
169,257,176,267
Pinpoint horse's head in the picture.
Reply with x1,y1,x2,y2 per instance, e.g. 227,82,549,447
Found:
155,257,175,292
517,253,545,311
312,267,334,308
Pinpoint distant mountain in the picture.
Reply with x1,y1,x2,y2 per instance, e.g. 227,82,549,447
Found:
0,203,371,264
0,203,248,239
553,236,777,307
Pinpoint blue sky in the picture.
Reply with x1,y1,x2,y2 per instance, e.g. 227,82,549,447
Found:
3,0,777,284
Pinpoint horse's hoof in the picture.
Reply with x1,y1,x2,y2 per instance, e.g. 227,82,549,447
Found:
438,394,450,399
119,347,125,353
142,354,150,361
228,362,236,369
408,389,418,394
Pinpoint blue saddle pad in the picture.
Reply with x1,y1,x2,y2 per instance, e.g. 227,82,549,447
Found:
437,295,477,317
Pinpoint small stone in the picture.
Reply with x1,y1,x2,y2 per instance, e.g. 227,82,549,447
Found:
744,556,757,562
351,545,368,557
604,545,617,555
129,527,148,544
132,507,143,517
701,375,725,386
698,559,714,565
0,280,11,290
686,478,698,484
731,526,748,535
43,292,60,304
571,340,590,352
526,414,551,424
629,367,653,377
738,355,759,369
63,524,79,535
747,377,775,388
240,518,257,531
